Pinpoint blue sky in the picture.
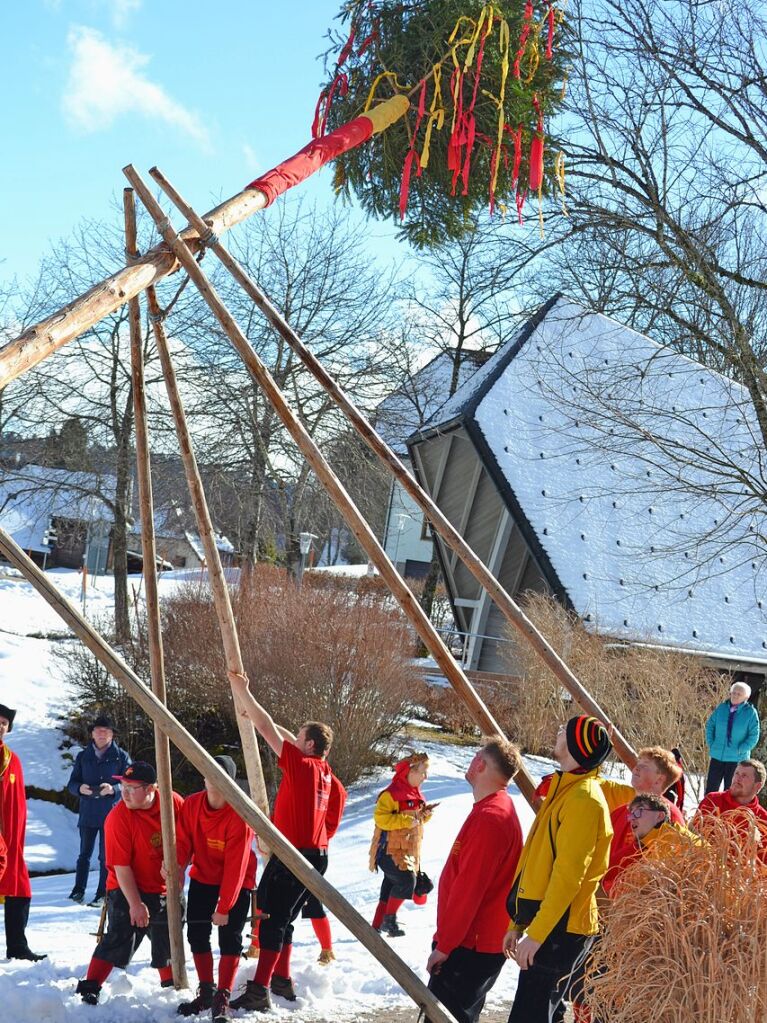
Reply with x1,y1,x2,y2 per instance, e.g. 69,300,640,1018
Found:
1,0,405,289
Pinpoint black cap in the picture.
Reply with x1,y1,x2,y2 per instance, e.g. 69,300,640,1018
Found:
0,704,16,732
213,755,237,781
565,715,612,772
90,715,116,733
113,762,156,784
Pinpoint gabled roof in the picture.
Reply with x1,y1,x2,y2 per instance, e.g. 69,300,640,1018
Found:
0,464,114,554
375,349,492,454
409,296,767,663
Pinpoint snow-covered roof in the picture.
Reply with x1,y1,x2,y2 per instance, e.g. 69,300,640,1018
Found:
0,465,114,553
411,296,767,664
376,349,491,454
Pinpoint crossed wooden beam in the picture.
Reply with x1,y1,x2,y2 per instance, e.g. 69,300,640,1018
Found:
0,104,636,1021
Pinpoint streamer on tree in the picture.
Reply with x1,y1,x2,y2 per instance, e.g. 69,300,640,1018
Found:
584,815,767,1023
318,1,568,246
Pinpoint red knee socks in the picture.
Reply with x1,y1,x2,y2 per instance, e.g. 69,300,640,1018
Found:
157,965,173,985
372,901,387,929
274,942,292,978
253,947,280,987
384,897,404,916
192,951,214,985
218,954,240,993
311,917,333,951
85,957,113,985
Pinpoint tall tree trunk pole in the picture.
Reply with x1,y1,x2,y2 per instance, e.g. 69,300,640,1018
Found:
144,281,269,817
124,165,539,808
0,528,459,1023
0,97,409,389
123,189,189,989
149,167,638,770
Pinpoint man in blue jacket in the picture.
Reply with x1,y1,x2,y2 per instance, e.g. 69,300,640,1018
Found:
705,682,761,793
67,715,131,906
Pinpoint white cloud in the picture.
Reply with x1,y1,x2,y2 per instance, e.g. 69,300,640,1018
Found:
62,26,209,148
108,0,142,29
242,143,260,174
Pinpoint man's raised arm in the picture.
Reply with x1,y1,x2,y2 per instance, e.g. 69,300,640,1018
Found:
227,670,285,756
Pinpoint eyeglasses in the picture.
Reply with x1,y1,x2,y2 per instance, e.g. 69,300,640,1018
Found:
123,782,150,791
628,806,661,819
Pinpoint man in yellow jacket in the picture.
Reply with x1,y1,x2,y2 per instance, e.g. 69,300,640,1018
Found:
503,715,613,1023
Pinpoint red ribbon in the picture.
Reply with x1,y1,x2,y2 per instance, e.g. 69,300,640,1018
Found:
399,79,427,219
514,1,534,79
546,5,556,59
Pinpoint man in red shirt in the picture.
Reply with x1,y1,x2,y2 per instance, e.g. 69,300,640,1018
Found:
228,671,346,1013
600,747,685,860
425,738,523,1023
693,758,767,853
76,762,184,1006
0,702,46,961
175,754,256,1022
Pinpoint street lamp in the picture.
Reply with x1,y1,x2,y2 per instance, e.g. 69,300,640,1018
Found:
297,531,317,589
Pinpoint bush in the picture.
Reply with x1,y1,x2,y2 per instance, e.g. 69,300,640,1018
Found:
501,593,722,797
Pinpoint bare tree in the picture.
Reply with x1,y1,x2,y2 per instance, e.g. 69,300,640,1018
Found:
176,199,400,574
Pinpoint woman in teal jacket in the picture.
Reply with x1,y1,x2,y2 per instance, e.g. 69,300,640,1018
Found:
705,682,760,793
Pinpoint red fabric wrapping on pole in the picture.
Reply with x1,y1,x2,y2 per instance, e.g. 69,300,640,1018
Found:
246,115,375,206
529,132,544,191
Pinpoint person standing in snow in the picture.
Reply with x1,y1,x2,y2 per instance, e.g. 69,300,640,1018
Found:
66,714,131,907
425,738,523,1023
504,716,613,1023
174,754,256,1022
369,752,433,938
226,670,346,1014
0,702,46,961
75,762,184,1005
704,682,760,793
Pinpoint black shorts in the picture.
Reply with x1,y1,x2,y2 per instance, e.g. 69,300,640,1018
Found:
186,878,252,956
256,849,328,952
93,888,184,970
427,946,506,1023
301,892,326,920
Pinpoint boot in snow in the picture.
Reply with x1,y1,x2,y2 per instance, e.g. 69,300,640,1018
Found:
177,982,216,1016
211,987,231,1022
381,913,405,937
230,980,271,1012
270,973,297,1001
76,979,101,1005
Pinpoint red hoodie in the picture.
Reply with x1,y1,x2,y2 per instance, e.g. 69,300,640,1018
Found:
176,791,257,913
434,790,523,956
0,746,31,898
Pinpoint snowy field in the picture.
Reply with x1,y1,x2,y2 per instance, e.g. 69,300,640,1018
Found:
0,567,552,1021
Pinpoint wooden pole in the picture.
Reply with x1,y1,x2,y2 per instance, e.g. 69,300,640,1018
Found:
144,281,270,817
123,164,538,807
148,168,637,770
123,188,189,989
0,96,409,390
0,526,459,1023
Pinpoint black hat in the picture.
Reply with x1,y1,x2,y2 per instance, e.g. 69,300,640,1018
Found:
0,704,16,732
90,715,116,733
212,755,237,782
113,762,156,784
565,715,612,772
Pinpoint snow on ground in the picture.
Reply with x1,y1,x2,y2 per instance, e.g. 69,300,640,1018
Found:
0,567,548,1021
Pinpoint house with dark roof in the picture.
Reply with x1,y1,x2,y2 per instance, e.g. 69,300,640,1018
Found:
407,296,767,688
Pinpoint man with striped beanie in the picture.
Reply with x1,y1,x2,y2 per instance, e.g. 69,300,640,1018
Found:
504,716,613,1023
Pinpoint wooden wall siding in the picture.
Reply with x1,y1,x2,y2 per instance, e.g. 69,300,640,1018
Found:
411,426,552,675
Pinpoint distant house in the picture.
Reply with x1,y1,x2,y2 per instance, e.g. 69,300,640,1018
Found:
0,464,113,571
407,296,767,691
129,502,236,571
376,349,492,579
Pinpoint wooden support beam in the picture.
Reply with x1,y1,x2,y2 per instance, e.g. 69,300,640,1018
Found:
144,283,269,817
123,163,539,808
146,165,638,771
123,189,188,989
0,95,409,390
0,527,459,1023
